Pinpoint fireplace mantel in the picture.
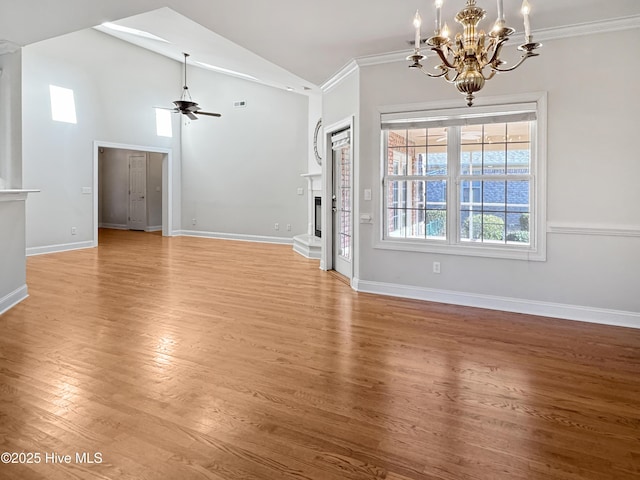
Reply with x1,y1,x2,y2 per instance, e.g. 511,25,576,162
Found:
0,189,40,201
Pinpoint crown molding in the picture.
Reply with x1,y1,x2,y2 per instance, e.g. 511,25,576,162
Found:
320,60,358,93
321,15,640,90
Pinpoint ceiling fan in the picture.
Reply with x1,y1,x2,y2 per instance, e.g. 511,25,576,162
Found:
166,53,221,120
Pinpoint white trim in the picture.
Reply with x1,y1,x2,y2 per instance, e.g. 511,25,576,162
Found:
293,234,322,259
322,117,356,276
99,223,128,230
547,222,640,238
178,230,293,245
534,15,640,42
321,60,358,93
145,225,163,233
26,241,95,256
322,16,640,90
0,189,40,202
353,278,640,330
93,141,173,248
0,285,28,315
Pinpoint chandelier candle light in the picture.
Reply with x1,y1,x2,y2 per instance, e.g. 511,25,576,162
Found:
408,0,541,106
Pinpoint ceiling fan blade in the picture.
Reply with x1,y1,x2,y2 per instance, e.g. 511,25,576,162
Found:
154,106,175,111
186,112,198,120
196,111,222,117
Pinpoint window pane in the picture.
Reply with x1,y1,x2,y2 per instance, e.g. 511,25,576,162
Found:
409,146,426,175
507,121,530,143
460,145,482,175
507,143,530,174
387,208,402,238
427,127,447,146
408,128,428,146
427,144,447,175
506,212,530,244
388,147,407,175
406,209,424,238
506,180,529,212
461,212,505,242
461,125,482,144
388,129,408,147
483,122,507,144
426,210,446,238
427,181,446,210
483,180,506,213
483,142,506,175
49,85,77,124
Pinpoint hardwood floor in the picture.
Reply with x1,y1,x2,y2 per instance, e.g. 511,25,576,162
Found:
1,229,639,479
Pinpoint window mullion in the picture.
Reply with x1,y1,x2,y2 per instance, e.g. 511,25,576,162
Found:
448,126,461,245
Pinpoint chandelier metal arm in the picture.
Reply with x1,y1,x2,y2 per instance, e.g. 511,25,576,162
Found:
483,69,497,81
432,47,458,70
491,48,538,72
485,37,510,69
419,64,449,79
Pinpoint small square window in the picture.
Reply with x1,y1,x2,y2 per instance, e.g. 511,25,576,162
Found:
155,108,173,138
49,85,77,124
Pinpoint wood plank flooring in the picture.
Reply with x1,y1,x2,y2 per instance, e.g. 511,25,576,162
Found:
1,228,639,479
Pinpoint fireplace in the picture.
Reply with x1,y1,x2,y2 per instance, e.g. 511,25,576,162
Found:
314,196,321,238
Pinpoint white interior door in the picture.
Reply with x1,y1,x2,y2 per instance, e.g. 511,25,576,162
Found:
128,154,147,231
331,129,352,278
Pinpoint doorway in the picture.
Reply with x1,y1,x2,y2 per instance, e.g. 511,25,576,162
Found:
331,127,352,279
94,141,173,246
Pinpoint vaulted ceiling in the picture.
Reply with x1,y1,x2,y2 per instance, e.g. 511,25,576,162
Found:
2,0,639,86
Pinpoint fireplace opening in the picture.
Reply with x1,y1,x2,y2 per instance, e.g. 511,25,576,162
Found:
314,196,321,238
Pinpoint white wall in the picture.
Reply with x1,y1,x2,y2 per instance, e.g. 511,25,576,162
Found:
0,50,22,189
180,66,308,240
325,29,640,320
307,93,322,175
22,29,182,249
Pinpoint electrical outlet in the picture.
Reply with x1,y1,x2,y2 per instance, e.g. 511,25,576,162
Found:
274,223,280,231
433,262,441,274
71,227,77,235
192,218,197,225
286,224,291,231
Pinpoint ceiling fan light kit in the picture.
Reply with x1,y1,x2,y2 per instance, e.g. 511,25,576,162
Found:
169,52,222,120
408,0,541,106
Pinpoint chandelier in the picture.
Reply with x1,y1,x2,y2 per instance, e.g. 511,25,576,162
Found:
408,0,541,106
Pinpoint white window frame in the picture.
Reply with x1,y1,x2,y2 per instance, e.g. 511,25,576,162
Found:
376,93,547,261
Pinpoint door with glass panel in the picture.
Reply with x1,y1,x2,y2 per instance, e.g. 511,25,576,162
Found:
331,128,352,279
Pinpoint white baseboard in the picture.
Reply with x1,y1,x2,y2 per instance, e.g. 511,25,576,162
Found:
99,223,128,230
27,241,95,256
145,225,162,233
177,230,294,245
0,285,28,315
353,278,640,330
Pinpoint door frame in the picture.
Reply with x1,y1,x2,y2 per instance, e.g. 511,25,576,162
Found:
321,116,355,281
93,141,174,246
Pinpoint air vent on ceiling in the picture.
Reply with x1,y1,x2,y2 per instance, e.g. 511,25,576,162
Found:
233,101,247,108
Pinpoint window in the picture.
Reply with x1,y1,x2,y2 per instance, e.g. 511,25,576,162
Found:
155,108,173,137
381,99,545,260
49,85,77,124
